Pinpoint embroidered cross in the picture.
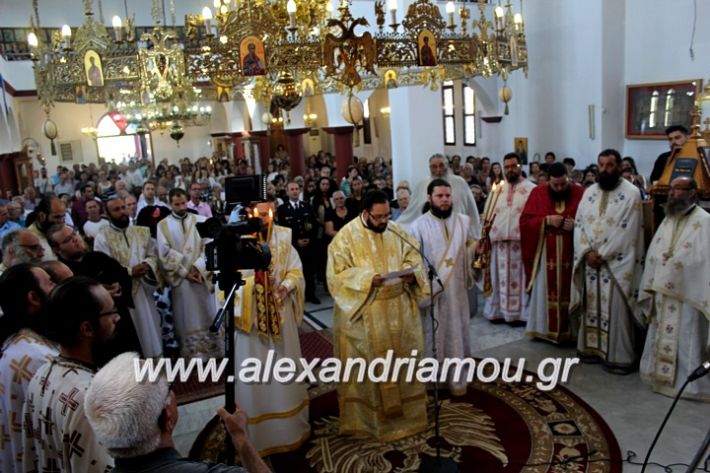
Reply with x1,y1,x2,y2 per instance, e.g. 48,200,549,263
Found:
0,425,10,449
63,430,86,460
59,388,80,416
11,411,22,433
39,375,51,392
10,355,33,384
41,458,62,473
40,406,55,436
444,258,455,268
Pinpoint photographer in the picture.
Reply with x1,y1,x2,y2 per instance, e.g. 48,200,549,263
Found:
85,352,270,473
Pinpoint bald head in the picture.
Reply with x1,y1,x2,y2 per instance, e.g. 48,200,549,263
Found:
666,177,698,216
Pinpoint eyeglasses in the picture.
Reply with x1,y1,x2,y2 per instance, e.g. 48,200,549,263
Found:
19,244,43,252
58,231,79,246
368,213,390,222
504,164,521,170
98,307,120,317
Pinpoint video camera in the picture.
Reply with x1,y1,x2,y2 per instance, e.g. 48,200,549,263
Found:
196,175,271,279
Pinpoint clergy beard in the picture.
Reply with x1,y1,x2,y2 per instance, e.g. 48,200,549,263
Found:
39,218,54,234
548,185,570,203
365,216,387,233
90,327,117,367
505,172,520,183
173,209,187,218
664,197,693,217
110,215,130,229
598,171,621,191
430,204,453,219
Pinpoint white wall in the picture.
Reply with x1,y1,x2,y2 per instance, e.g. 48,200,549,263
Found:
623,0,710,177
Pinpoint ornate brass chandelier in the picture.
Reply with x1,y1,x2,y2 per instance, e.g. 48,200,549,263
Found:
27,0,528,128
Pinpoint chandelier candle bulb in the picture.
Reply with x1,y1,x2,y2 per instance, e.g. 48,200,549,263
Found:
388,0,397,25
446,1,455,28
112,16,123,42
514,13,523,30
287,0,297,29
60,24,71,49
202,7,213,35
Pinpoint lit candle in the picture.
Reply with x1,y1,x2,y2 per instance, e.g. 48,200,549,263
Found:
446,1,455,28
202,6,213,35
388,0,397,25
287,0,297,29
112,16,123,42
254,207,260,217
60,24,71,49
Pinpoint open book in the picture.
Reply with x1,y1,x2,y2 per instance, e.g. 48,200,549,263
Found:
381,267,415,286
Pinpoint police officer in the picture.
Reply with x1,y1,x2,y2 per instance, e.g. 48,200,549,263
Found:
277,180,320,304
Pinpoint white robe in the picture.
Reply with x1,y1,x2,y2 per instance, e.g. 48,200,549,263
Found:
571,179,645,368
409,211,476,394
0,330,57,473
94,223,163,359
233,225,310,456
157,213,221,360
638,205,710,400
22,357,113,473
482,179,536,322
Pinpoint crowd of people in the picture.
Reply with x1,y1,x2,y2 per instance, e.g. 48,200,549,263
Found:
0,123,707,472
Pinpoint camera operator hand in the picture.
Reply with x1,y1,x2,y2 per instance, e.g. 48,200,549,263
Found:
217,404,270,473
103,282,122,299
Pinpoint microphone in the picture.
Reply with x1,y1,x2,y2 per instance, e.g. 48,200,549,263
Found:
386,225,444,290
688,360,710,382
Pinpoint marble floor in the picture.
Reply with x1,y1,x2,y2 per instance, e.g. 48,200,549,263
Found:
174,286,710,472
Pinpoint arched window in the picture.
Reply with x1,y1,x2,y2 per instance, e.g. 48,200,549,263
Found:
96,113,150,163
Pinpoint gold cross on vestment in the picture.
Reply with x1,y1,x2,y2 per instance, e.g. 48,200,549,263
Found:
444,258,455,267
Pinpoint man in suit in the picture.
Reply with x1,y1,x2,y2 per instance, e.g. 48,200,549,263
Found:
277,180,320,304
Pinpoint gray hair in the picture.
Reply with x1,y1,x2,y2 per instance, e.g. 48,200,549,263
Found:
84,352,170,458
1,229,41,267
429,153,446,163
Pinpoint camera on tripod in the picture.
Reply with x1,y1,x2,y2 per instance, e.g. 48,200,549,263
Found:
196,175,271,277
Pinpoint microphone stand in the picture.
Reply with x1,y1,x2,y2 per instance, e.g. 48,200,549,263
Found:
686,427,710,473
210,272,243,466
387,226,459,473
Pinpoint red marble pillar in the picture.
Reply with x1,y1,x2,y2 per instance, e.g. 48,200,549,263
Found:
283,127,310,178
322,126,355,181
229,133,245,163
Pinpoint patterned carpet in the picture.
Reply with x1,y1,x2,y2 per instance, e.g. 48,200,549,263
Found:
188,336,622,472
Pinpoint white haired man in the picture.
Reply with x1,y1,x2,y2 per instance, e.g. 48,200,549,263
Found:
84,352,270,473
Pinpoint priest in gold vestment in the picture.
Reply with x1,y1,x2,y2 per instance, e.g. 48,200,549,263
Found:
327,190,429,442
